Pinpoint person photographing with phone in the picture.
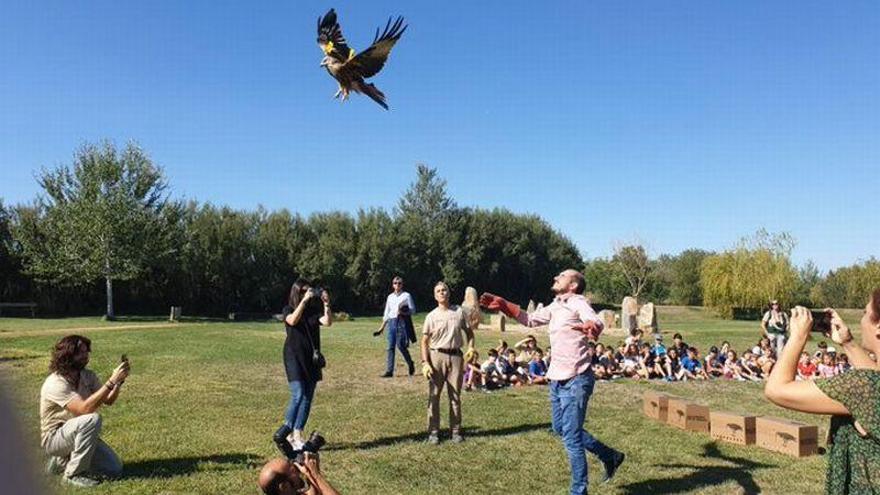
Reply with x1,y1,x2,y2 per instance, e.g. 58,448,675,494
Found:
765,289,880,494
39,335,130,487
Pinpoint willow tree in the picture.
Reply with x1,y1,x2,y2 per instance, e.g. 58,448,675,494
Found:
15,141,168,319
701,230,797,318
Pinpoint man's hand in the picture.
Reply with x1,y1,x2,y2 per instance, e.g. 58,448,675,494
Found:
422,362,434,381
479,293,521,319
321,290,331,305
572,320,601,340
828,308,853,345
789,306,813,340
372,329,383,337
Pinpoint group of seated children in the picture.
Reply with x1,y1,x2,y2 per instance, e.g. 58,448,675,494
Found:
464,329,854,390
464,336,550,391
591,329,851,383
796,340,851,379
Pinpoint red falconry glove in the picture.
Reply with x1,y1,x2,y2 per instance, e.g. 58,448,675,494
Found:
572,320,602,341
479,293,521,319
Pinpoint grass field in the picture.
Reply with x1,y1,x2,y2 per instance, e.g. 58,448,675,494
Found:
0,306,862,494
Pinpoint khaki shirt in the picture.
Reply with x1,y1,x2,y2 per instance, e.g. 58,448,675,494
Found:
423,305,469,350
39,370,101,446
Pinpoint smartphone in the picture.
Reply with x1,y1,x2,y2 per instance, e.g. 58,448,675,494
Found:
810,310,832,333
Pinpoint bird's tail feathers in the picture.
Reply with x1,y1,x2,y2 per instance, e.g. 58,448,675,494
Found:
354,81,388,110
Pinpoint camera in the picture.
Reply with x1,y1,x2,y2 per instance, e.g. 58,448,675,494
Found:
273,425,325,462
294,431,326,464
810,310,833,333
303,287,326,317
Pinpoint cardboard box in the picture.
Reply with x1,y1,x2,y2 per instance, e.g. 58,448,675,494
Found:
710,411,757,445
667,398,710,433
643,391,672,421
755,416,818,457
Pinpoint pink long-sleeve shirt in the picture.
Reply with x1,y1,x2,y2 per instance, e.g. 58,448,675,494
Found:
516,293,603,381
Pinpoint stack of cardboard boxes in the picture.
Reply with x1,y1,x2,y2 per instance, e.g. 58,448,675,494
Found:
643,391,818,458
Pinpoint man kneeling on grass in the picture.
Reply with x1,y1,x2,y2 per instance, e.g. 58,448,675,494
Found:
40,335,130,487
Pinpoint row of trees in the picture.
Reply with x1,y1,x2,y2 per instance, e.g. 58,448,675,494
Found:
0,143,581,317
2,141,878,318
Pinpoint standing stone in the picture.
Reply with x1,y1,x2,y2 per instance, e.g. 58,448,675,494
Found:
461,287,482,330
622,296,639,333
490,313,506,332
638,302,658,333
526,300,536,314
598,309,617,330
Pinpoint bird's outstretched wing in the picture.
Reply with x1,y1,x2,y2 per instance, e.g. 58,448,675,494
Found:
317,8,353,61
346,15,407,79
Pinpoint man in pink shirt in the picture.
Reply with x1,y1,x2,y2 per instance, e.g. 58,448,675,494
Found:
481,269,625,495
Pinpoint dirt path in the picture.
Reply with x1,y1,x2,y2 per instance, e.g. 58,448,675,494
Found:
0,322,204,339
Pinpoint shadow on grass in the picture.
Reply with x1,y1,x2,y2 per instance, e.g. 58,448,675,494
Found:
122,453,261,479
0,354,43,362
326,422,551,451
618,442,775,495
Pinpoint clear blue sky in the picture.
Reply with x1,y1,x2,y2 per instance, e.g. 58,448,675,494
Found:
1,1,877,272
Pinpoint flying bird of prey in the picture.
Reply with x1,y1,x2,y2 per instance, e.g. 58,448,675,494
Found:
317,8,407,110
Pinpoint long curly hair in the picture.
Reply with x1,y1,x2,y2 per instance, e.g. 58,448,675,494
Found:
49,335,91,386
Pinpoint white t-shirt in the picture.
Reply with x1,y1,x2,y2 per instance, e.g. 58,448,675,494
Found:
39,370,101,446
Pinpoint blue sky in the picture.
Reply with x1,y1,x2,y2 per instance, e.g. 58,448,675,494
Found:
1,1,877,271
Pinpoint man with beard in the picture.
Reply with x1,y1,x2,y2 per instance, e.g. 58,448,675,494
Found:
39,335,130,487
480,269,625,495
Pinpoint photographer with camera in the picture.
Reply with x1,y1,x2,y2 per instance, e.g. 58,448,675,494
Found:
765,289,880,494
258,453,340,495
39,335,130,487
274,279,332,455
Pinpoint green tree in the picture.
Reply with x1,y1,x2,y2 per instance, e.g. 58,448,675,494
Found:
667,249,712,305
582,257,629,303
701,230,798,317
14,141,168,319
613,243,651,298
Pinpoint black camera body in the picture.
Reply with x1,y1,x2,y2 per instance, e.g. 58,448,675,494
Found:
273,425,325,463
303,287,325,317
811,310,833,333
293,431,326,464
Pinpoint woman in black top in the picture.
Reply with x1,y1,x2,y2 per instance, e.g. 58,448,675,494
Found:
273,279,332,455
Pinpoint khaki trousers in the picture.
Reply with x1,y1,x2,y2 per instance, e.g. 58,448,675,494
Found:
427,349,463,433
43,413,122,478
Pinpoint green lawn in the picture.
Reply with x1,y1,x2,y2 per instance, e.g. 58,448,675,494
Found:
0,306,862,494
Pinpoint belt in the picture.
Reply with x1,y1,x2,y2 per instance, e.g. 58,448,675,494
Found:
431,348,462,356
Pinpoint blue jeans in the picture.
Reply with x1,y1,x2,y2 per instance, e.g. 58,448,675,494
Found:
284,380,317,430
550,370,616,495
385,318,413,373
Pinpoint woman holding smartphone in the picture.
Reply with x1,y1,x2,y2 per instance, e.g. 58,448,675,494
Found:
765,289,880,494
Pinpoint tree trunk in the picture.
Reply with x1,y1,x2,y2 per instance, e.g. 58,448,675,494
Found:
105,275,115,320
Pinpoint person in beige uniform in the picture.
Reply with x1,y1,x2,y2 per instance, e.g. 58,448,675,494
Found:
420,282,476,444
39,335,130,487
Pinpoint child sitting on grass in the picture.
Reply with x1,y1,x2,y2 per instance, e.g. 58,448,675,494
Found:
836,353,851,374
722,350,746,381
528,349,548,385
816,352,838,378
463,350,484,391
704,346,724,377
796,351,817,380
480,349,505,389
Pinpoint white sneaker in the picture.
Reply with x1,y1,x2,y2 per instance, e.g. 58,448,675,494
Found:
46,456,66,475
64,475,101,487
286,432,304,451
